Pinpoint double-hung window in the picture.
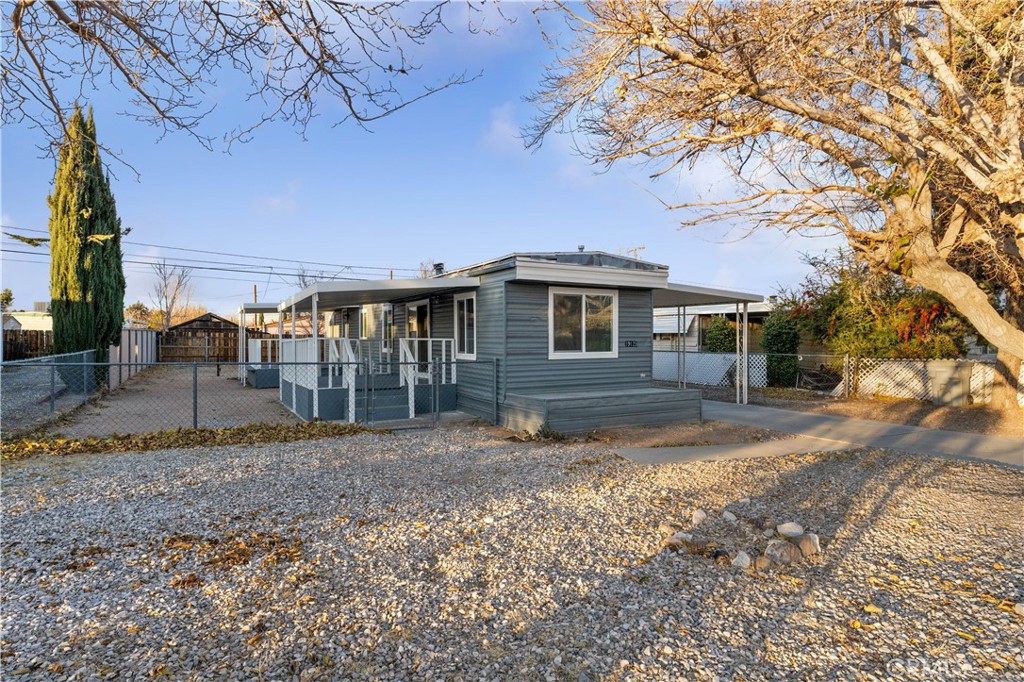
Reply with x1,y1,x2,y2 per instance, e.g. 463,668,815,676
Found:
454,292,476,360
548,287,618,359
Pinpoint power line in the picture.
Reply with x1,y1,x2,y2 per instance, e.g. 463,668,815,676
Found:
1,255,300,286
0,247,369,281
1,224,418,274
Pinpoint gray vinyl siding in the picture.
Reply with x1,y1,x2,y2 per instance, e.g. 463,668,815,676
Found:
431,297,454,338
501,388,701,433
504,283,654,393
455,270,513,418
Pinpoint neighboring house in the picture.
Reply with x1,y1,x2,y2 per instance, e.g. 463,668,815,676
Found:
167,312,238,332
2,314,21,331
263,316,315,337
654,302,775,351
4,310,53,331
266,251,761,432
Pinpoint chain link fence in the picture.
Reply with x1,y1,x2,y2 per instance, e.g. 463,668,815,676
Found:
653,351,1021,405
1,358,499,441
1,351,98,436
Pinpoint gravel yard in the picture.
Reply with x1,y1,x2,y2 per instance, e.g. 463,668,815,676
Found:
0,364,91,437
2,427,1022,680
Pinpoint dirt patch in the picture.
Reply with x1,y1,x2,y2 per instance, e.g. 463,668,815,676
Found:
696,385,1023,438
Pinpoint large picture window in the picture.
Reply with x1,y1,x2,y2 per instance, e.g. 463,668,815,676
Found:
549,287,618,359
455,292,476,360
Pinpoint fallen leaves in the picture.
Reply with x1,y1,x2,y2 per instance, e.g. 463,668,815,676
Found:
1,421,380,460
169,573,203,589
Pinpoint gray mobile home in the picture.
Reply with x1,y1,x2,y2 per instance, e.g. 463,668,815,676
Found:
255,252,761,432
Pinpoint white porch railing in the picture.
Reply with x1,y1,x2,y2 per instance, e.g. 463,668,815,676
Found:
280,337,359,421
398,338,456,385
398,338,456,419
280,336,457,422
247,338,279,366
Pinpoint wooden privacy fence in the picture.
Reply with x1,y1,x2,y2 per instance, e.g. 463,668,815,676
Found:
158,328,272,363
2,330,53,360
3,328,160,365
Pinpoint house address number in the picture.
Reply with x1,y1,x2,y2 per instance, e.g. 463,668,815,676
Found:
623,340,638,348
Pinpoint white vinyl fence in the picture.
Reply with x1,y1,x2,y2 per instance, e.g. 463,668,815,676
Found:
108,327,159,389
653,351,1023,406
833,357,1023,407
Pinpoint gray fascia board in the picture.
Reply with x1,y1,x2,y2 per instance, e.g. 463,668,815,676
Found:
276,277,481,313
654,282,764,307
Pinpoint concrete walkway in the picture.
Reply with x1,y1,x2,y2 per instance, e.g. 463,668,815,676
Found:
616,401,1023,469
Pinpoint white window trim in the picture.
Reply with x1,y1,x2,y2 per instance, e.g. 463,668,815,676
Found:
454,292,477,360
548,286,619,360
381,303,393,354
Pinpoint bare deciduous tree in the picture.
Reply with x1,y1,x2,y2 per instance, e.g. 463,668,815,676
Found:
150,260,192,330
531,0,1023,408
4,1,500,153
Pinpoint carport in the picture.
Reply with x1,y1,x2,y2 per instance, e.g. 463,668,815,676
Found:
653,283,764,404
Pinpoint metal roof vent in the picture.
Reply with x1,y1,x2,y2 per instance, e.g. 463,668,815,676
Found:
433,262,445,276
578,245,585,252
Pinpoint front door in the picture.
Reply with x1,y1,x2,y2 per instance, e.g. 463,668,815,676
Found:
407,300,430,372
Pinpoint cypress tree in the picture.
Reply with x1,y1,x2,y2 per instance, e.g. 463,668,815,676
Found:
48,107,126,366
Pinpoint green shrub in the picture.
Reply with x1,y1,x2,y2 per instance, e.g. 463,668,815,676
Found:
762,312,800,387
703,316,735,353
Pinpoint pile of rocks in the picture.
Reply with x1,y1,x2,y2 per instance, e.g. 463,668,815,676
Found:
659,504,822,573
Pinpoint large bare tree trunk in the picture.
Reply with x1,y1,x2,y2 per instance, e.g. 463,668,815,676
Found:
909,239,1024,363
992,295,1024,411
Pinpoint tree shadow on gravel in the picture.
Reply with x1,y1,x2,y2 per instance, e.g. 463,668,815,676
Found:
469,448,1020,680
691,450,1017,680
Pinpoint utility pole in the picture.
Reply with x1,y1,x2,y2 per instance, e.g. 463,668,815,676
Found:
253,284,257,303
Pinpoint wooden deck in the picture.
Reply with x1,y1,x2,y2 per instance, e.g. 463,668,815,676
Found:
502,387,701,433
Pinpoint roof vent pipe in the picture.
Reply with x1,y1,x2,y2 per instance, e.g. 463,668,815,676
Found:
578,245,585,252
433,262,445,276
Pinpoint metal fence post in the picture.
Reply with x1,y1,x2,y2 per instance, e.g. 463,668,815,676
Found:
50,364,56,421
192,363,198,429
367,359,374,425
432,360,440,427
492,358,499,425
844,353,850,398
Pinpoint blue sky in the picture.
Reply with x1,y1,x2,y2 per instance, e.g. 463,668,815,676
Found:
1,4,844,316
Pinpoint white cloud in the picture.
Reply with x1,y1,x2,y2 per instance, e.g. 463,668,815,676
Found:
482,103,528,158
256,179,302,213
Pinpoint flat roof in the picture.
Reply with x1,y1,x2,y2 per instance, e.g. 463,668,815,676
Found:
239,301,282,314
278,277,481,312
445,251,668,276
653,282,763,307
654,301,774,315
